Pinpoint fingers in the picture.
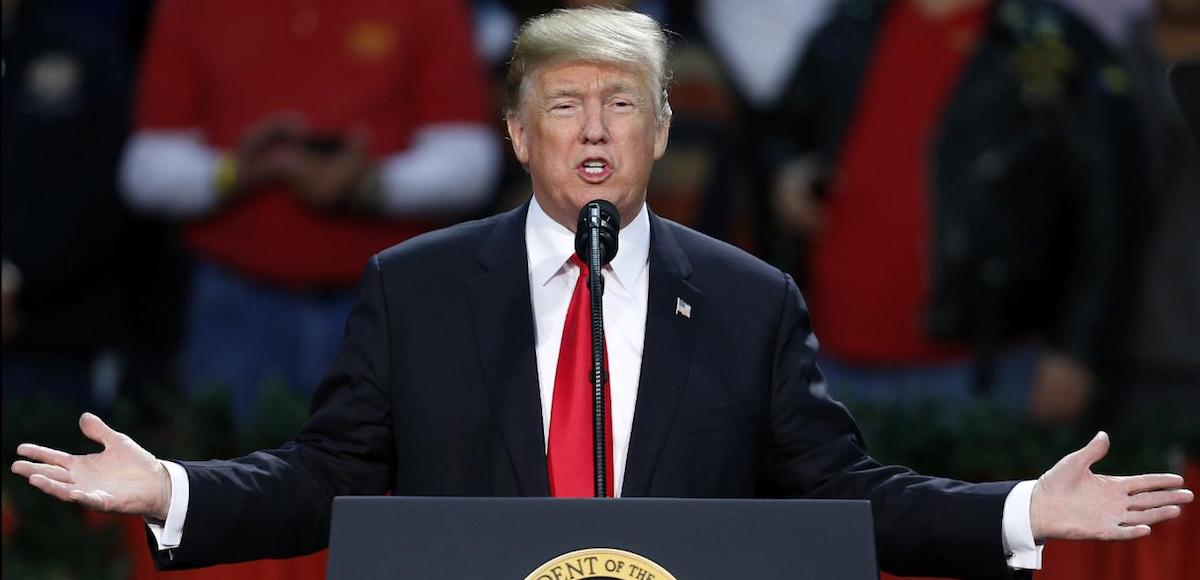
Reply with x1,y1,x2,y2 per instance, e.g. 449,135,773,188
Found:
28,473,79,504
1064,431,1109,469
1122,505,1183,526
1108,524,1152,541
1121,473,1187,494
1128,488,1194,510
79,412,120,448
11,460,73,484
27,474,113,512
15,443,75,468
239,113,308,158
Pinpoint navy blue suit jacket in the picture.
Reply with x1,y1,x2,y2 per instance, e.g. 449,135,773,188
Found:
155,203,1019,578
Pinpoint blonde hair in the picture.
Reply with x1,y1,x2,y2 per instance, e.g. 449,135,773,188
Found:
506,7,672,124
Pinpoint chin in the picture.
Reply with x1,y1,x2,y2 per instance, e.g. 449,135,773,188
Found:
568,190,614,208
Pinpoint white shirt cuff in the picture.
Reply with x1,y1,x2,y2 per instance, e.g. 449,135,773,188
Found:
1002,479,1044,569
144,461,189,550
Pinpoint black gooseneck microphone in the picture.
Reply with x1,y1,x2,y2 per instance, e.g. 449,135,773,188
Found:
574,200,620,498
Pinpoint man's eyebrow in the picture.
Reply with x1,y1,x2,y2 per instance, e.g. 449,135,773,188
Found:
541,82,641,101
605,81,637,95
542,88,583,100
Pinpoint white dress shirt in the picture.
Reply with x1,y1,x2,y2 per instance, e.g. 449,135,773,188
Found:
526,195,651,498
149,196,1042,570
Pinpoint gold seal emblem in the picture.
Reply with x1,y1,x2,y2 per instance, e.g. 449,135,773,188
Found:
525,548,677,580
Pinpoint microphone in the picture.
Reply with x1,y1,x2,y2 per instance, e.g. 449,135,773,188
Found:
574,200,620,267
573,200,620,498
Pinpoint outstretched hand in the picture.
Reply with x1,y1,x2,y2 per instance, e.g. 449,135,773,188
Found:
1031,432,1193,541
10,413,172,521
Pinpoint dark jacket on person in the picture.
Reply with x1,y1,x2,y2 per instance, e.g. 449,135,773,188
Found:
770,0,1139,369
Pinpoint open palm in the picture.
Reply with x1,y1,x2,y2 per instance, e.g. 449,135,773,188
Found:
1031,432,1194,541
11,413,170,520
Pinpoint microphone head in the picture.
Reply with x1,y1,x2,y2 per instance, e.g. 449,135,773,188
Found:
575,200,620,267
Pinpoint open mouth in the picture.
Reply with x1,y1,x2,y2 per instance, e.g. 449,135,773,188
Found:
576,158,613,183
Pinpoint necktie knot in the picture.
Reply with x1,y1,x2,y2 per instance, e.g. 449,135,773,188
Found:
569,254,589,278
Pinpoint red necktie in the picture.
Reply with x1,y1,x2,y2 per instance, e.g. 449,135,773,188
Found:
547,256,614,497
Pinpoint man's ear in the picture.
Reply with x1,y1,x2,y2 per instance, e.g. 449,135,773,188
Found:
652,115,670,160
506,112,530,165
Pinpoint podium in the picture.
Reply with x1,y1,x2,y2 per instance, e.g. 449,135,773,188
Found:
327,497,878,579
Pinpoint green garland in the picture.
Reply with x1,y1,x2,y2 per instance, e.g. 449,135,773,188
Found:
844,396,1200,481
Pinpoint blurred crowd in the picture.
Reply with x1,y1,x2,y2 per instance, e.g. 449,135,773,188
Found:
2,0,1198,440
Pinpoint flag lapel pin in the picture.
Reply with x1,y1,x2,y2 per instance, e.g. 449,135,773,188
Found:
675,297,692,319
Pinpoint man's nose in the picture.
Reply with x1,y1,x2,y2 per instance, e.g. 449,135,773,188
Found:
580,103,609,144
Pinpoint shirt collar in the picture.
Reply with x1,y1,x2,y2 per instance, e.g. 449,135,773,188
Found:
525,195,650,292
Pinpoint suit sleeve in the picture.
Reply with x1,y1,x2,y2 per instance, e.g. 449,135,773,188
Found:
149,255,396,569
765,274,1020,580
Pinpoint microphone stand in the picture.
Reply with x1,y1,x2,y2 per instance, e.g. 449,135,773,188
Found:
586,207,608,498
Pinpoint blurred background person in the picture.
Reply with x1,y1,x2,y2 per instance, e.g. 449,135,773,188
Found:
1107,0,1200,429
768,0,1139,424
2,0,180,418
118,0,501,427
664,0,840,257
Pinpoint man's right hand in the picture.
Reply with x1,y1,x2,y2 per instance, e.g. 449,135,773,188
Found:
11,413,172,522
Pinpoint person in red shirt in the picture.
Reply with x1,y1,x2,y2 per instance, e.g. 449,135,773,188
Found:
771,0,1134,423
119,0,500,425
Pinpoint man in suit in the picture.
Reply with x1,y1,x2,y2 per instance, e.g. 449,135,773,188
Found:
10,7,1192,579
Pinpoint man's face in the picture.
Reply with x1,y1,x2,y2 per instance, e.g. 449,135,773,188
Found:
506,60,670,230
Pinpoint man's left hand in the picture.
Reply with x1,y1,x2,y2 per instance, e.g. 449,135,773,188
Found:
1030,432,1194,541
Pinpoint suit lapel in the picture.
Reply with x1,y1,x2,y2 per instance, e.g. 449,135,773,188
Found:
622,213,700,496
467,203,550,496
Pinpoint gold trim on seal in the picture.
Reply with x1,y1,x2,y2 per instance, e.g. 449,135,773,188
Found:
525,547,677,580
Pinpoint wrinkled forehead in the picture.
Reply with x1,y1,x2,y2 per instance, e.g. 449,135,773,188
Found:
518,58,654,109
534,62,647,96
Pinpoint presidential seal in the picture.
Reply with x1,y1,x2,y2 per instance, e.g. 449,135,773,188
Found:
525,548,677,580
